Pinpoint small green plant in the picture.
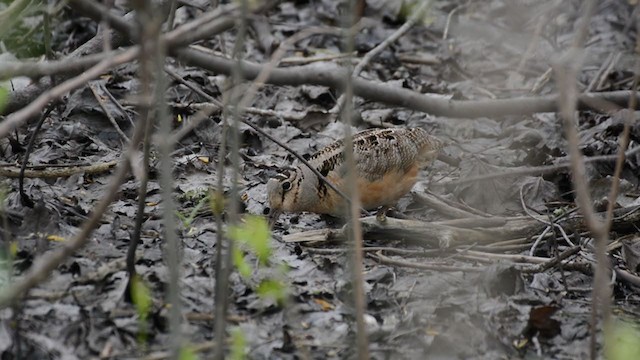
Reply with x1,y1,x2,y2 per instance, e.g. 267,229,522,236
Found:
0,185,13,289
398,0,433,25
130,274,152,344
0,0,46,57
176,193,209,232
229,327,247,360
605,319,640,360
228,215,271,266
0,86,8,113
178,346,198,360
227,215,289,305
256,279,288,305
208,189,225,217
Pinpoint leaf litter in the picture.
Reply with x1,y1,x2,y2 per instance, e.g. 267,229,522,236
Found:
1,0,640,359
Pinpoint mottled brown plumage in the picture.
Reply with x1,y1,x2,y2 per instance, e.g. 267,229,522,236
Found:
267,127,443,220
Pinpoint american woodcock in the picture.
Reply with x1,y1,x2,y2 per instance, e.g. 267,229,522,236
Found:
267,127,444,223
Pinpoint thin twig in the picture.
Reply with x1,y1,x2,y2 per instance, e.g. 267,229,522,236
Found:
459,249,558,264
412,192,485,219
356,1,429,78
553,1,610,358
18,105,55,207
212,111,228,360
229,24,362,209
88,81,130,142
604,70,639,233
535,245,582,273
449,145,640,185
125,75,156,305
165,70,307,121
519,185,575,256
528,226,552,257
0,49,139,138
330,0,431,114
442,5,459,41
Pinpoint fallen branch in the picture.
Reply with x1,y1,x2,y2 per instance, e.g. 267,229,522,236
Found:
0,160,117,178
174,47,640,118
282,206,640,248
370,252,483,273
282,215,545,248
411,191,486,219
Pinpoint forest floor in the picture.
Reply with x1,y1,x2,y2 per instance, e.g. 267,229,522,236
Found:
1,0,640,359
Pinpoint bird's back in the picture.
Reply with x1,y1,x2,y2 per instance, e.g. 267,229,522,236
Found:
308,128,440,177
303,127,443,213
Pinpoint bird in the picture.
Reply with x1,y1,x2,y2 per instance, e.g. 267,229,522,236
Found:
266,127,444,223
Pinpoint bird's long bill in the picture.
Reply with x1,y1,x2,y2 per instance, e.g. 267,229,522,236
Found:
267,208,282,228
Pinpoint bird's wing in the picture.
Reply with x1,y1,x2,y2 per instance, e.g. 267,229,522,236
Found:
306,128,441,182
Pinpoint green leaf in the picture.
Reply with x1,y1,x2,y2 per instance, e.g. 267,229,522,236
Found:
228,216,271,265
9,242,17,258
232,247,252,278
179,346,199,360
130,275,152,321
230,327,247,360
0,86,7,113
175,211,187,225
209,189,225,216
606,320,640,360
257,279,288,304
398,0,433,25
178,193,209,229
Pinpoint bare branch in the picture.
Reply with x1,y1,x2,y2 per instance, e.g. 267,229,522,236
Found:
173,48,640,117
0,49,139,138
552,1,610,358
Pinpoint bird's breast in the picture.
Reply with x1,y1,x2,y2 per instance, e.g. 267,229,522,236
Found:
357,163,419,209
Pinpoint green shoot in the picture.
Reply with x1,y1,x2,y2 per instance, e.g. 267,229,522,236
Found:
130,275,152,345
178,346,198,360
177,193,209,230
232,246,252,278
0,86,7,113
606,319,640,360
227,215,271,265
230,327,247,360
257,279,288,305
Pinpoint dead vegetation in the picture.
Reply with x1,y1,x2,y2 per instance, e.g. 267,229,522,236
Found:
0,0,639,359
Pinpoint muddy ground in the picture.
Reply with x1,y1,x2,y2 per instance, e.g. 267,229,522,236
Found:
1,0,640,359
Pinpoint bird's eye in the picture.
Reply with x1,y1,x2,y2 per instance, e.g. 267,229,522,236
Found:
282,181,292,191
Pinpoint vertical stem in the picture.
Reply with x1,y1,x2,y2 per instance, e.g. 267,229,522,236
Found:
126,98,153,299
213,118,229,359
43,1,52,60
599,19,640,357
554,2,611,359
214,1,248,358
166,0,178,31
133,0,181,357
158,57,182,360
341,1,369,359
